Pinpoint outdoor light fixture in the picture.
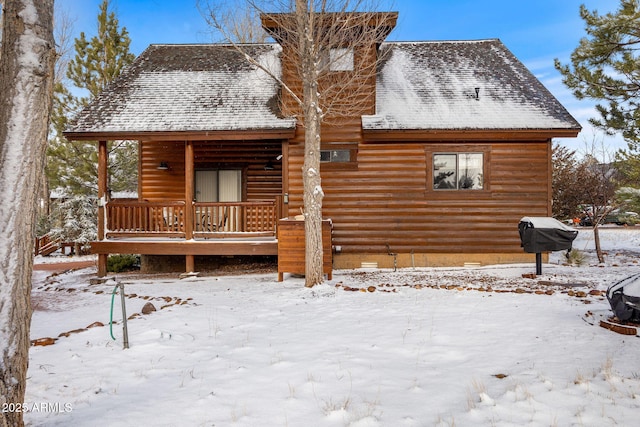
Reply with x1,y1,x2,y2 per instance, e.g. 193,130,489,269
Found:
157,161,170,170
264,154,282,170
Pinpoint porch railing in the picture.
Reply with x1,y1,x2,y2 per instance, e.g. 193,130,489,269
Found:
34,233,60,256
106,201,186,237
105,200,278,238
194,202,277,235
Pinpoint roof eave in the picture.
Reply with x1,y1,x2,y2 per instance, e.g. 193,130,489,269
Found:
361,128,582,142
63,128,297,142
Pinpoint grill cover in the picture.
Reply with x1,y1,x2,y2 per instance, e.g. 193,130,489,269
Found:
607,273,640,322
518,217,578,253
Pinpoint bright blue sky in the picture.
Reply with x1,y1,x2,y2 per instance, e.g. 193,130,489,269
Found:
59,0,625,152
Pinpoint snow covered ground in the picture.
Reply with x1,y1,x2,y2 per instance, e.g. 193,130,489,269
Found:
25,227,640,426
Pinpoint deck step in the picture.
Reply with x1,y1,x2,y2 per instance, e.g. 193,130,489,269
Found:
37,239,61,256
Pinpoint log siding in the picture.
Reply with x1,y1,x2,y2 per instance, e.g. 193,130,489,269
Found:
139,140,284,202
286,137,551,255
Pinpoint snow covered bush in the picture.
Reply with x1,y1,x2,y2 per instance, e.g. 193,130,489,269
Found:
49,195,97,244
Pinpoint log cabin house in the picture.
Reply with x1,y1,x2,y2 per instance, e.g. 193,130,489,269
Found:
64,12,581,277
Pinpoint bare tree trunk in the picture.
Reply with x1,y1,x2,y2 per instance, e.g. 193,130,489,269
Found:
302,96,324,287
202,1,394,287
593,224,605,264
296,0,324,287
0,1,55,426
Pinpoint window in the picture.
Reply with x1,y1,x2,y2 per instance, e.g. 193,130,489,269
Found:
319,144,358,170
330,48,354,71
321,149,351,163
321,48,354,72
433,153,483,190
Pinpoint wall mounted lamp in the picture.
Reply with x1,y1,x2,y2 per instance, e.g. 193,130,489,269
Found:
264,154,283,171
157,161,170,170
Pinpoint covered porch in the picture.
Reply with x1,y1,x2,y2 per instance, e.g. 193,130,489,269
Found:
91,135,292,277
61,43,299,276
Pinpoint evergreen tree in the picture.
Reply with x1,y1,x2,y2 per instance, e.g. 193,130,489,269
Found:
616,186,640,214
49,196,98,246
47,0,136,196
615,148,640,185
555,0,640,178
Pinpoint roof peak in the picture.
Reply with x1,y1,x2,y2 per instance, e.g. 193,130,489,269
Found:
387,39,500,45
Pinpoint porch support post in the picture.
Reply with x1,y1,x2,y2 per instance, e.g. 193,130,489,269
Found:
185,141,194,273
97,140,108,277
186,255,195,273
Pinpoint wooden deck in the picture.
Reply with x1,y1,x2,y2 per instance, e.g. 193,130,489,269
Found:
93,199,280,276
91,237,278,256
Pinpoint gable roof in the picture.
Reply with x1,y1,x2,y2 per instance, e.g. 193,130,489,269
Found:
64,44,296,140
65,39,580,140
363,40,581,132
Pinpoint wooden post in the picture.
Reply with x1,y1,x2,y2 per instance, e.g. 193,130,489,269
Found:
97,140,108,277
185,141,194,239
186,255,195,274
98,140,107,239
275,195,283,224
185,141,194,273
281,141,289,218
546,140,553,216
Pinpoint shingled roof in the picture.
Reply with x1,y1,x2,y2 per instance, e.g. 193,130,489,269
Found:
363,40,581,131
65,44,296,137
66,39,580,138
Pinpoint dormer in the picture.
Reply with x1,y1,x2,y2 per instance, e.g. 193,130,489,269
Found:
260,11,397,120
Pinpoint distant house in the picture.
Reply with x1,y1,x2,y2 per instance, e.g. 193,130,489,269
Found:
64,12,580,277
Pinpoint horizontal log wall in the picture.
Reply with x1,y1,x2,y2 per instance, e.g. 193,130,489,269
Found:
140,140,283,202
286,136,551,255
140,141,186,201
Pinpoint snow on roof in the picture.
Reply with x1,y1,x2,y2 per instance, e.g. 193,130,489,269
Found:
362,40,581,131
65,44,296,134
66,40,580,135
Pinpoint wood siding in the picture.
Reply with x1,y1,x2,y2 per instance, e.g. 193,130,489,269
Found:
139,140,283,202
285,136,551,255
277,219,333,281
280,43,378,121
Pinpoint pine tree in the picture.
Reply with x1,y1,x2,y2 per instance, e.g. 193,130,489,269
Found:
49,196,98,248
555,0,640,178
47,0,136,196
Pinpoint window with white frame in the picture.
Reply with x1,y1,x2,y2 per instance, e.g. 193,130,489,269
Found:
433,153,484,190
324,47,354,71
